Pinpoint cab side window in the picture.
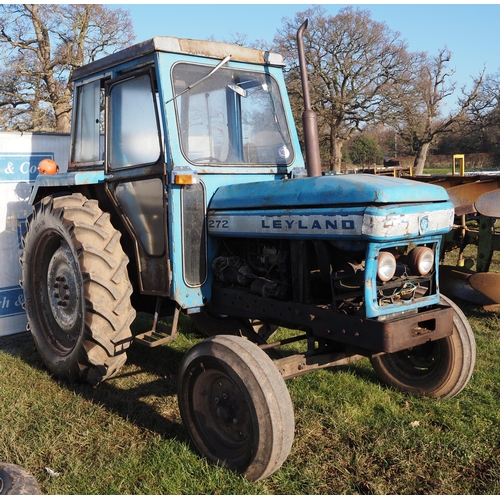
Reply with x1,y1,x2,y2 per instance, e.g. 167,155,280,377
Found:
71,79,104,165
108,74,161,170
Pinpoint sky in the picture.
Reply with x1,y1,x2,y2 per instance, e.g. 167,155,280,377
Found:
111,3,500,113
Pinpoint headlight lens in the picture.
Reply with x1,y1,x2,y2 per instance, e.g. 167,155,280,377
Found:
407,246,434,275
377,251,397,282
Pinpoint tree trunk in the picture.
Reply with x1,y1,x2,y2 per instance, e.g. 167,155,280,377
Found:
413,142,431,175
331,136,343,173
53,89,73,134
55,111,72,134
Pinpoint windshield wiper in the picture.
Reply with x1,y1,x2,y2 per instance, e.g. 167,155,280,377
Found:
166,55,231,104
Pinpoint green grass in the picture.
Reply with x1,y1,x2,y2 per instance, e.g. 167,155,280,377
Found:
2,254,500,493
423,167,454,175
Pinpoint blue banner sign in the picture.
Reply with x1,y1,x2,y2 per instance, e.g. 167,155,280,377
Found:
0,285,24,319
0,152,54,182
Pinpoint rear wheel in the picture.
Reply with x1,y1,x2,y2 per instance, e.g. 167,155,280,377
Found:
371,296,475,398
21,193,135,385
178,335,295,481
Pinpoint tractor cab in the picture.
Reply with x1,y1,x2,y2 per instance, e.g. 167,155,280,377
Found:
33,37,304,309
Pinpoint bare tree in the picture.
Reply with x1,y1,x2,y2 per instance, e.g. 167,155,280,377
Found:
274,5,410,172
386,48,485,174
0,4,134,132
462,70,500,152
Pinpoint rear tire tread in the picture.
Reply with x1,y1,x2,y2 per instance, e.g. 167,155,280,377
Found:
22,193,135,384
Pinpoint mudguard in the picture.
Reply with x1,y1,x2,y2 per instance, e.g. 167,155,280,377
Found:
29,170,105,204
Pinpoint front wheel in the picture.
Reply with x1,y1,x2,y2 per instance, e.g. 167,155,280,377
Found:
371,296,476,398
178,335,295,481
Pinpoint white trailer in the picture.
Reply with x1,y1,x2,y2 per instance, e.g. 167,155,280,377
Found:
0,132,70,335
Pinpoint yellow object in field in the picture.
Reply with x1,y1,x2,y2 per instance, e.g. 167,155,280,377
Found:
453,154,465,176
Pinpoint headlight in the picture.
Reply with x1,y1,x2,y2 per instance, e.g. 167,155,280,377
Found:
377,251,397,282
407,246,434,275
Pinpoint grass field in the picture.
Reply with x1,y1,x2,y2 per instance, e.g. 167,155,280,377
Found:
1,247,500,494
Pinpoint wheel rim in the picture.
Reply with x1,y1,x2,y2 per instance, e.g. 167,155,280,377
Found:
385,341,443,381
34,231,84,353
190,365,253,465
47,243,82,340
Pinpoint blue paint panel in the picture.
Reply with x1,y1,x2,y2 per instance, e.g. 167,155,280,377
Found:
0,152,53,182
209,174,450,210
168,174,279,309
0,286,24,318
364,235,443,318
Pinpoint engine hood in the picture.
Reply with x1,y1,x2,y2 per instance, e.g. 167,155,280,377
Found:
209,174,449,210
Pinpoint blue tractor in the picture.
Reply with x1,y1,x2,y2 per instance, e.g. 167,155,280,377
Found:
21,24,475,480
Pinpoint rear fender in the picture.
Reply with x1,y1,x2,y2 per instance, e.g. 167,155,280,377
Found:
29,170,105,205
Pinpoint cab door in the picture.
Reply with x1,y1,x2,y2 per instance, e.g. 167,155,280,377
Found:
104,68,170,295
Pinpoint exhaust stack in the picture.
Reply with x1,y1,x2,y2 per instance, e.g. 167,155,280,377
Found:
297,20,322,177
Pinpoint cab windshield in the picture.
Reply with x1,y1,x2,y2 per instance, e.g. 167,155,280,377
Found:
172,62,294,167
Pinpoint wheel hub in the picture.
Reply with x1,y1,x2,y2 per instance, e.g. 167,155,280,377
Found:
210,376,250,442
391,342,441,378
